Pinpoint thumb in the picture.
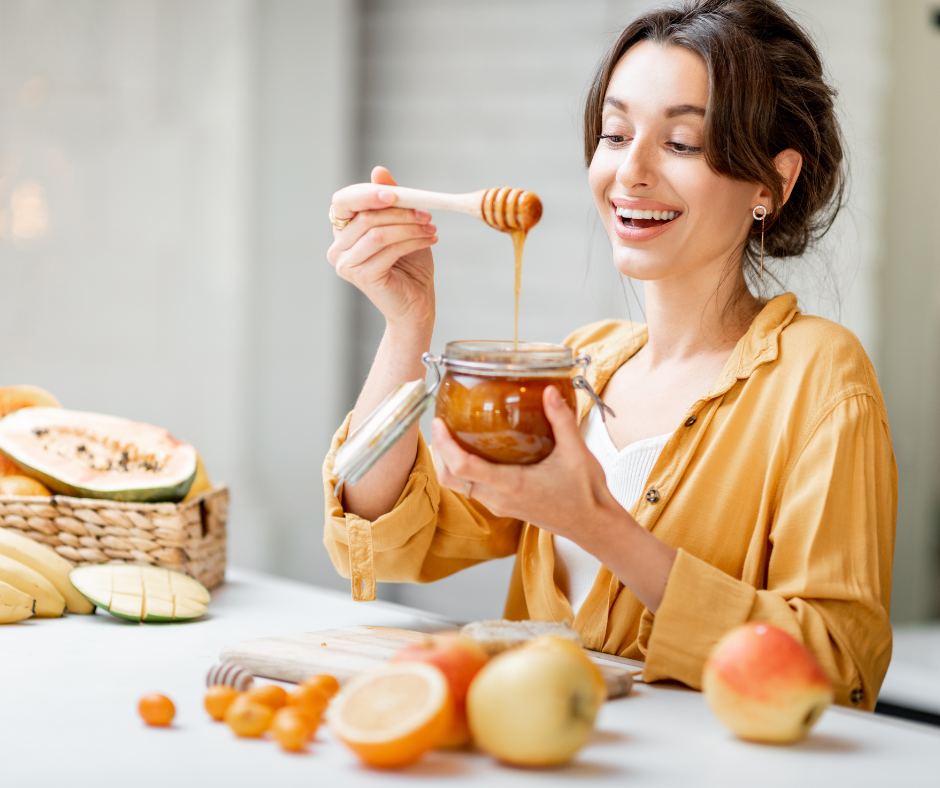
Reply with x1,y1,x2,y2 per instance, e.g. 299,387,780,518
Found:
543,386,582,447
371,165,398,186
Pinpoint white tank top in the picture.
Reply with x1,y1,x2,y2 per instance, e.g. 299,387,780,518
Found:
553,406,670,616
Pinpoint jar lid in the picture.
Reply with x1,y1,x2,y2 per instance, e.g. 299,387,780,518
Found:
442,341,574,374
333,378,436,489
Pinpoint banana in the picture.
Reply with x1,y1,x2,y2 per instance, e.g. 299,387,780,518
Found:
0,529,94,614
0,553,64,617
0,579,35,623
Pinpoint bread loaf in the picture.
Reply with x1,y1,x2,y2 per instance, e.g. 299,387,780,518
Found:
460,619,582,656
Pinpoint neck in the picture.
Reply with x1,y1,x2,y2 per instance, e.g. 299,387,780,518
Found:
640,260,760,366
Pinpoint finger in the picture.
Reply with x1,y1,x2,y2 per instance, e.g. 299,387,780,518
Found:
542,386,583,448
371,165,398,186
431,419,496,486
331,183,398,219
330,208,434,255
347,222,437,263
334,234,437,282
430,443,462,491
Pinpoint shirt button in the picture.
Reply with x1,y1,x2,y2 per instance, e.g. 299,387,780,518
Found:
684,416,697,427
645,489,660,503
851,687,864,705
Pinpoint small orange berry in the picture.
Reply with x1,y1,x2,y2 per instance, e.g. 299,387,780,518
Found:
204,685,240,721
302,674,340,699
225,697,274,737
287,684,329,718
270,707,311,752
293,707,321,741
138,693,175,727
244,684,288,711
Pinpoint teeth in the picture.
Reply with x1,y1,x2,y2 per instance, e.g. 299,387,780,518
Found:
615,207,679,221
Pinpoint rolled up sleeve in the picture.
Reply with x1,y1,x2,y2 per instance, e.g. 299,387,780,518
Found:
323,413,523,601
639,393,897,709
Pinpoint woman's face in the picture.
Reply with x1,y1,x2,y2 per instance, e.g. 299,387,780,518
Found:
589,42,763,282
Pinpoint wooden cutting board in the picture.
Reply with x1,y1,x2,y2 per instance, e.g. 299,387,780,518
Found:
220,625,635,700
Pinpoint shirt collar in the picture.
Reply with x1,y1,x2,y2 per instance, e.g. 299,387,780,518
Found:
576,293,800,421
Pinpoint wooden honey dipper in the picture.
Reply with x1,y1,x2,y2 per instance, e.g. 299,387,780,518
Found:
384,186,542,233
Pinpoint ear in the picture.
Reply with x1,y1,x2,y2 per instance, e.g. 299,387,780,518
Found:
755,149,803,213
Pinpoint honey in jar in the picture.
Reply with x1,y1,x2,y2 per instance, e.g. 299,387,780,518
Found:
432,342,581,465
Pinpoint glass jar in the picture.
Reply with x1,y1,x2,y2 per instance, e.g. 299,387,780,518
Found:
430,342,579,464
332,341,611,489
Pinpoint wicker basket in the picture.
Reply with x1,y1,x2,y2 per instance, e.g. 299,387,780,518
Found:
0,484,227,589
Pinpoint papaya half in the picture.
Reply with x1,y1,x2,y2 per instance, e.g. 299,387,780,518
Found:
0,385,61,477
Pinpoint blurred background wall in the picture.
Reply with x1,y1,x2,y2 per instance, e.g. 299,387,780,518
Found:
0,0,937,624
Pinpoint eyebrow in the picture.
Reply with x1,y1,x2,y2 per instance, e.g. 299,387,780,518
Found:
603,97,706,118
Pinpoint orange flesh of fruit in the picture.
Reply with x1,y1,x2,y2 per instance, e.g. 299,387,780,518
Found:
330,663,452,768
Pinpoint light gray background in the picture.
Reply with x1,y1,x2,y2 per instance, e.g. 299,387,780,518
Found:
0,0,936,624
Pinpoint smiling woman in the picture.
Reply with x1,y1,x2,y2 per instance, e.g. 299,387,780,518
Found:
322,0,896,713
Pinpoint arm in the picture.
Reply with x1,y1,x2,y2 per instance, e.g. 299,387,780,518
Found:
328,166,437,520
323,414,523,600
430,385,677,613
638,393,896,709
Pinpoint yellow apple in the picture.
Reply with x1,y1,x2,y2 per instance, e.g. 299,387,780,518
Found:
466,637,603,766
702,622,834,743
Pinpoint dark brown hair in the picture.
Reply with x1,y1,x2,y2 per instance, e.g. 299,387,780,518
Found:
584,0,845,288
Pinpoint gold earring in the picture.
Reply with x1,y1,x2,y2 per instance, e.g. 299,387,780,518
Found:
752,205,768,280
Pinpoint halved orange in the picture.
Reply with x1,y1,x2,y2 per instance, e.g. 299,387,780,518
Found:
328,662,452,768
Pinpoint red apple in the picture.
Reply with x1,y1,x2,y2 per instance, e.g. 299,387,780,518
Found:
702,622,834,743
392,634,489,748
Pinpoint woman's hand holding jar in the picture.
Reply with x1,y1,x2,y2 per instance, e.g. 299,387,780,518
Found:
430,386,677,613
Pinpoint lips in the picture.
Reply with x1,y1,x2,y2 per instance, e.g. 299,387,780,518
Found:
611,202,682,241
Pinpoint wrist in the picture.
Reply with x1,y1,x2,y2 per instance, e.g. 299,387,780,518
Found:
385,316,434,347
381,321,434,368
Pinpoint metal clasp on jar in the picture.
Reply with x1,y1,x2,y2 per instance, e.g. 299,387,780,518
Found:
421,352,445,395
572,353,617,423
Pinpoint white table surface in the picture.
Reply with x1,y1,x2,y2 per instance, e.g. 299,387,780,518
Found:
5,567,939,788
878,625,940,716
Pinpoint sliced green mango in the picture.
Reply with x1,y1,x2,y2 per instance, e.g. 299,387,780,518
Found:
142,595,174,622
69,565,210,623
110,592,143,620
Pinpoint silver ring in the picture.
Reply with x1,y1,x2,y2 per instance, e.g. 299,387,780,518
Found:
464,481,473,500
329,205,353,231
752,205,768,221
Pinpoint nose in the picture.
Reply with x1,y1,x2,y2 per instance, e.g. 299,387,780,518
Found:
615,134,657,191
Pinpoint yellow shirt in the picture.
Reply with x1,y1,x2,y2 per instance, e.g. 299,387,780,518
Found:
323,294,897,710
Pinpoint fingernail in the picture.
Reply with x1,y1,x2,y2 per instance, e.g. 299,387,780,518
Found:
377,190,395,204
415,210,431,222
546,386,561,407
425,224,437,234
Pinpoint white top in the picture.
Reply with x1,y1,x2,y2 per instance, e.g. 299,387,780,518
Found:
553,406,671,616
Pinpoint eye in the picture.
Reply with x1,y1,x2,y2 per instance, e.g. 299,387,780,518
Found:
667,141,702,155
597,134,629,148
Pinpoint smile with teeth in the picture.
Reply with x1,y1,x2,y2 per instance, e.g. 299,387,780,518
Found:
615,206,680,228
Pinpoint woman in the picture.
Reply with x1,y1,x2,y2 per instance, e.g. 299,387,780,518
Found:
322,0,896,710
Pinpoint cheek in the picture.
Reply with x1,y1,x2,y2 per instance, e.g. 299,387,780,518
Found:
588,154,614,209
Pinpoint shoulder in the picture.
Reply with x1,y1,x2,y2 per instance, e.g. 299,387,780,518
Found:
562,319,647,356
771,313,886,420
